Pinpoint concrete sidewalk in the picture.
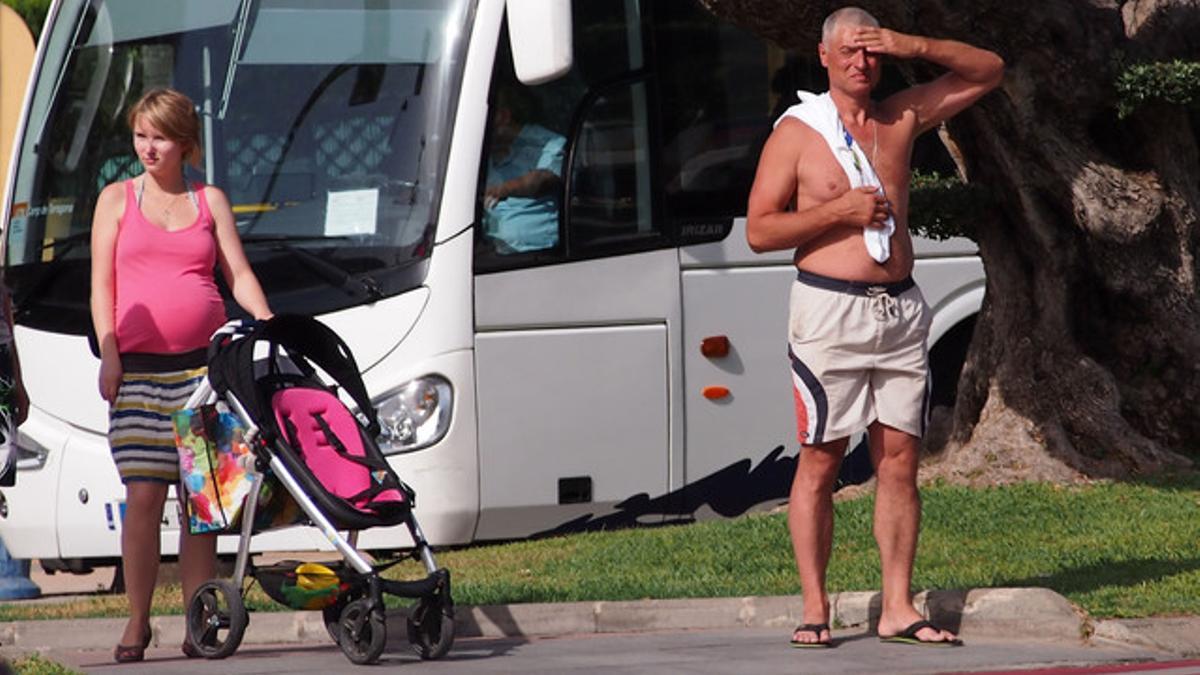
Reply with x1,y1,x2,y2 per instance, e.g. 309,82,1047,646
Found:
2,581,1198,659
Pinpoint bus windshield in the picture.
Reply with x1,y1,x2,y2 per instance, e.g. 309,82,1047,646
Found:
4,0,473,334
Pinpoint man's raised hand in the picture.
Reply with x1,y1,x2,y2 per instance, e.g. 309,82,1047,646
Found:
850,27,922,60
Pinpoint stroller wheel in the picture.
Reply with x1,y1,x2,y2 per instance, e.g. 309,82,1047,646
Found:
185,579,248,659
322,601,344,645
406,596,455,660
338,598,387,665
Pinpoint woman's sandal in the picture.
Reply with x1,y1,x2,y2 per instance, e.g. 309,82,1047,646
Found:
113,625,152,663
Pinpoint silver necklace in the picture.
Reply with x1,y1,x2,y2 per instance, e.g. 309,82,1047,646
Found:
870,118,878,171
137,177,195,221
158,192,185,219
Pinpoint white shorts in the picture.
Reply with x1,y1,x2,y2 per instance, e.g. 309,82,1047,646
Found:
788,270,931,444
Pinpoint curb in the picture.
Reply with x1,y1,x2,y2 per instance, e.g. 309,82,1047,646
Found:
454,588,1084,641
2,588,1198,656
1092,617,1200,657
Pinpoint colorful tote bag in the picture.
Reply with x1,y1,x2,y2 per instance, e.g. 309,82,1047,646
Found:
251,472,306,532
173,404,256,534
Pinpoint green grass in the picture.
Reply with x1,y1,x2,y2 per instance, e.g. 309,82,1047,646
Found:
1,475,1198,622
7,652,81,675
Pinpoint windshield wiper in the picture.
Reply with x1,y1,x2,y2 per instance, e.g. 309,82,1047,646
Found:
243,237,382,302
218,0,257,120
39,230,92,260
240,63,355,236
240,234,352,245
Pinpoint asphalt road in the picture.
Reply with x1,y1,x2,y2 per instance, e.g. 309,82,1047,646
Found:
22,628,1197,675
6,565,1200,674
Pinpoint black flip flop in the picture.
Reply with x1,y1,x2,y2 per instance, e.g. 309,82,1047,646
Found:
879,619,963,647
790,622,833,648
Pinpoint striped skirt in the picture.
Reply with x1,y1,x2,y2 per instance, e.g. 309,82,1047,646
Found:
109,367,207,484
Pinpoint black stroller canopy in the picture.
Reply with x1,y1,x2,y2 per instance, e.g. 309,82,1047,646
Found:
208,314,379,434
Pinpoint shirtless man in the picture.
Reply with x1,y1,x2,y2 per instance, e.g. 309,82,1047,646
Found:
746,7,1003,648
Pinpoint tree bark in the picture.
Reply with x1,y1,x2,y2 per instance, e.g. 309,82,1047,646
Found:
700,0,1199,480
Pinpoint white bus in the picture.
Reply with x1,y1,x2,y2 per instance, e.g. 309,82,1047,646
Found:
0,0,983,573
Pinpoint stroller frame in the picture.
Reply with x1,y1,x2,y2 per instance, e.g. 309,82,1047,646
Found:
179,318,454,665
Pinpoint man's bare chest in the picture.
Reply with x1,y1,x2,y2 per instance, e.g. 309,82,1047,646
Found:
794,134,910,205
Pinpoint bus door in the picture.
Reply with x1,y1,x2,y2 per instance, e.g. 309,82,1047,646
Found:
471,1,677,539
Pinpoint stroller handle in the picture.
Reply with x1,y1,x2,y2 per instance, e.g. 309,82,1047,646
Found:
208,318,262,362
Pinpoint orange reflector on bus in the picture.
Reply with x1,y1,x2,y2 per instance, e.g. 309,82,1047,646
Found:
700,335,730,358
702,386,730,400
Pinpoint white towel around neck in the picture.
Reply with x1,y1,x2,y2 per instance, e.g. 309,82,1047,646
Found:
775,90,894,263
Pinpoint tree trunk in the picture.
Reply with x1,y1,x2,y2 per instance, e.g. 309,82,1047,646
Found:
700,0,1198,481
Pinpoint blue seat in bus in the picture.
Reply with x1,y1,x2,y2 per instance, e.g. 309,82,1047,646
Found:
225,132,316,204
313,115,396,179
222,114,398,207
96,154,142,192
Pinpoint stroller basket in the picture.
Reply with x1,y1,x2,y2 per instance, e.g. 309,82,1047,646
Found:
256,559,448,611
256,560,359,610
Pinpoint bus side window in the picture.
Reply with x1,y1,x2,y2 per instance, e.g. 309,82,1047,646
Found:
566,80,659,254
650,1,796,242
477,77,569,258
475,0,663,272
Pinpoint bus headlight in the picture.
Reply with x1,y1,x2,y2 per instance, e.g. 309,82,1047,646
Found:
374,375,452,454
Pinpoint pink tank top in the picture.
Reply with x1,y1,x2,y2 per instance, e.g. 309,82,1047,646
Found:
114,179,227,354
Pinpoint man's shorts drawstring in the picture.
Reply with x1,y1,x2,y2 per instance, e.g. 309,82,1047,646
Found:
866,285,899,320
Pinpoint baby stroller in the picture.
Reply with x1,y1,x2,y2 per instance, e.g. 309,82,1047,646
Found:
175,314,454,665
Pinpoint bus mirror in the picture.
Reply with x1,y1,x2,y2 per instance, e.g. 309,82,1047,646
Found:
506,0,573,85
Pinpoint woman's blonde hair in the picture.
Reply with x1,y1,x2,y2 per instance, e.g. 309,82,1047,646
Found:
126,88,203,168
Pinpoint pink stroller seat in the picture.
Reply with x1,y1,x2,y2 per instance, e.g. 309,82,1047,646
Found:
272,387,406,515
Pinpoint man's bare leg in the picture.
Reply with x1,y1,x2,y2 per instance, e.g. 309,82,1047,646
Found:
787,437,846,645
868,422,957,643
